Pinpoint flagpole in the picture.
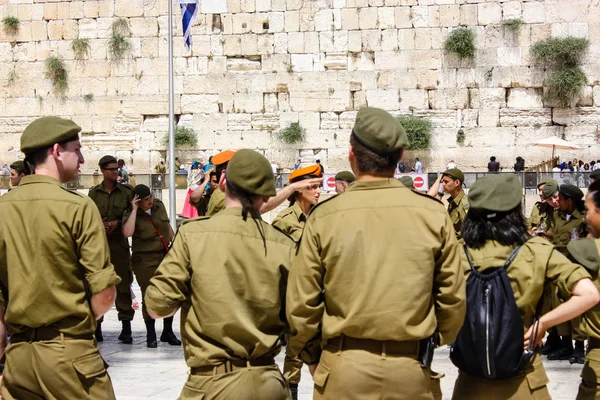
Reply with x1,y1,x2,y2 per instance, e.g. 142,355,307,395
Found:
168,0,177,231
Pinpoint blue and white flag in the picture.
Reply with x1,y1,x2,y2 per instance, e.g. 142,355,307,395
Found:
177,0,198,52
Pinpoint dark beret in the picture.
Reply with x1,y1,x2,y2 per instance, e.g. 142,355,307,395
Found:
468,174,522,212
21,117,81,154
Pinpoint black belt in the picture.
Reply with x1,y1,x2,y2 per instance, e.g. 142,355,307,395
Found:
10,328,94,343
589,337,600,349
190,356,276,376
325,335,419,356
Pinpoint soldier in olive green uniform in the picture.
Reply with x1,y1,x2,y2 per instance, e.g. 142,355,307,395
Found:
272,164,322,399
122,184,180,348
146,150,294,400
0,117,120,399
8,160,28,188
441,168,469,240
530,181,559,235
287,108,466,400
452,174,598,400
334,170,355,194
205,150,236,216
190,170,218,216
88,155,135,343
528,179,557,232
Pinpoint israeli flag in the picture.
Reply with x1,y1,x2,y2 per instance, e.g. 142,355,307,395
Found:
177,0,198,51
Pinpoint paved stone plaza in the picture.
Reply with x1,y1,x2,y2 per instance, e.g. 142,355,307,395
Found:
100,287,582,400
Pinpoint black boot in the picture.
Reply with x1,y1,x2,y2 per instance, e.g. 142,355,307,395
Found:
289,384,298,400
95,322,103,342
160,317,181,346
541,328,560,355
547,336,573,361
118,320,133,344
570,340,586,364
145,319,157,348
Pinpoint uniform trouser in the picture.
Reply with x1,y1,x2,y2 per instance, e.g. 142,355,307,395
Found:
451,354,550,400
577,343,600,399
131,250,165,320
283,333,302,385
543,282,573,337
312,338,434,400
109,239,134,321
178,365,290,400
2,336,115,400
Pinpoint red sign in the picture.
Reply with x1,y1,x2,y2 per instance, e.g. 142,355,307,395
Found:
414,176,425,189
326,176,335,188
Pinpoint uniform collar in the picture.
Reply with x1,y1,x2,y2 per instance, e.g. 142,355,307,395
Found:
449,191,465,205
559,208,583,220
18,174,62,187
291,202,307,222
216,207,260,218
99,180,124,193
465,241,516,269
345,178,402,192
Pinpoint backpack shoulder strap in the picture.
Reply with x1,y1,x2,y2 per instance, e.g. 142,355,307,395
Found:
502,245,522,270
463,245,475,272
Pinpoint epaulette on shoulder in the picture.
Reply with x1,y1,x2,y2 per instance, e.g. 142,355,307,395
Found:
120,183,134,191
180,216,211,226
61,187,85,198
410,189,443,205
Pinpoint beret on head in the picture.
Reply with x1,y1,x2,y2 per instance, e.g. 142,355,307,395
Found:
398,176,414,189
98,155,118,168
468,174,522,212
567,238,600,272
9,160,26,174
591,170,600,181
334,171,355,183
352,107,407,155
290,164,322,183
132,184,151,199
442,168,465,183
559,184,584,201
226,149,276,197
21,116,81,154
537,178,558,189
213,150,236,166
542,181,559,199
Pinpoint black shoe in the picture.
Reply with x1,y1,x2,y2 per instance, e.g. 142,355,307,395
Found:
570,343,586,364
95,324,103,342
160,331,182,346
145,319,157,348
541,330,561,355
289,384,298,400
147,339,158,348
547,346,573,360
118,321,133,344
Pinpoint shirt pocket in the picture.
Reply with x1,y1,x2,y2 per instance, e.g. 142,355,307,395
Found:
312,360,331,388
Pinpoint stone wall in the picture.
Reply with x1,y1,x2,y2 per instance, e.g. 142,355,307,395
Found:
0,0,599,173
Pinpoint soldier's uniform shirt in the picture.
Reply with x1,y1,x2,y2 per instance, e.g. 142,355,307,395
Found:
189,190,211,217
286,179,466,399
549,208,587,254
453,238,590,400
0,175,120,399
528,202,554,230
447,191,469,240
272,202,306,243
123,198,171,320
206,187,225,216
146,208,294,399
88,181,134,321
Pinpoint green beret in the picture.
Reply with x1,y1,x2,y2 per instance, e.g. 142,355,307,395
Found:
537,178,558,189
398,176,414,188
9,160,26,174
132,184,151,199
542,181,558,199
591,170,600,181
442,168,464,183
335,171,355,183
352,107,407,155
567,239,599,272
226,149,276,197
21,116,81,154
98,155,118,168
468,174,522,212
559,184,584,201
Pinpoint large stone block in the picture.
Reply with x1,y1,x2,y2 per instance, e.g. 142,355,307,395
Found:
440,5,460,27
478,108,500,127
502,1,522,20
400,89,427,110
366,89,399,110
290,54,314,72
359,7,378,30
115,0,145,17
553,108,600,126
362,30,382,51
478,3,501,25
411,6,428,28
227,113,252,131
522,2,545,24
315,9,333,31
460,4,477,26
429,88,469,110
181,94,220,114
394,7,412,29
268,12,285,33
202,0,228,13
413,110,458,128
507,88,543,108
233,92,264,113
251,113,279,131
378,7,395,29
499,108,552,127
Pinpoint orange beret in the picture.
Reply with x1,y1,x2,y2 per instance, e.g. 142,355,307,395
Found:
289,164,322,182
212,150,236,166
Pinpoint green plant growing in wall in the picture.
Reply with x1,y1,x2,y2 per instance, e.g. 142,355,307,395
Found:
530,36,590,107
162,127,198,148
83,93,94,103
444,28,475,60
3,16,20,36
45,56,68,95
396,116,432,150
502,19,525,33
108,18,132,64
71,38,91,62
276,122,306,144
456,128,465,145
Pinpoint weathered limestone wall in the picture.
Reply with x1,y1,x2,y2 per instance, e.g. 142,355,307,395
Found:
0,0,599,173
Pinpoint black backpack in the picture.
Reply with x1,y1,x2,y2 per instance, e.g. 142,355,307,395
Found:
450,245,539,379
